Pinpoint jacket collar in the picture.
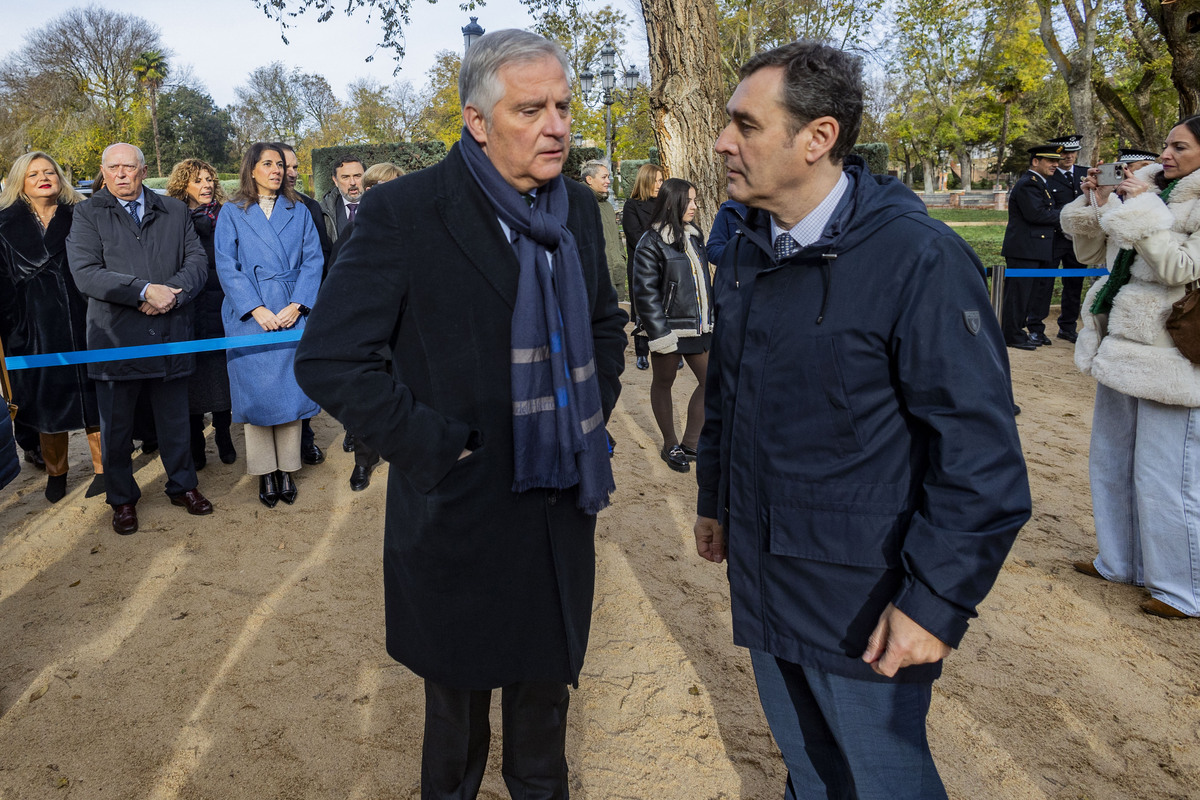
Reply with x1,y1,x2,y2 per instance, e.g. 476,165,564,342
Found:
240,195,298,252
0,202,73,263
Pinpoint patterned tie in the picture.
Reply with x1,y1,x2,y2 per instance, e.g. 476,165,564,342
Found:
347,203,358,223
126,199,141,226
774,232,797,260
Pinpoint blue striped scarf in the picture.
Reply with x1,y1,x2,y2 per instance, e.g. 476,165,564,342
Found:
458,131,614,514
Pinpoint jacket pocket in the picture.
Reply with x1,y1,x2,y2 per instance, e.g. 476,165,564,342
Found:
664,280,678,316
767,502,901,568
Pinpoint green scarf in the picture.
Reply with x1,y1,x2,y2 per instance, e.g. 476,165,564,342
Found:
1090,179,1181,315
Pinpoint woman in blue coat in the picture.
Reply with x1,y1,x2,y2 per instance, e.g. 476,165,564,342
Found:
214,143,322,507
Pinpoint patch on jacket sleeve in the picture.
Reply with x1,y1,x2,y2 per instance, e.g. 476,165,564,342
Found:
963,310,981,335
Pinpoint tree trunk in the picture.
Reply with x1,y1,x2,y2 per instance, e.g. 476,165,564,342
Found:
1141,0,1200,118
149,89,162,177
639,0,727,231
921,157,935,194
997,102,1011,188
958,148,973,191
1065,68,1097,164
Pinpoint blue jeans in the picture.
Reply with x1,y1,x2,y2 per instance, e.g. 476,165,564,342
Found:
750,650,946,800
1089,383,1200,615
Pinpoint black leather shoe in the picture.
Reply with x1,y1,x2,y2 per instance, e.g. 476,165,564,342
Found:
636,356,649,371
679,444,698,461
112,503,138,535
45,473,67,503
301,442,325,465
24,447,45,470
170,488,214,515
1006,338,1037,351
140,439,158,455
349,464,372,491
1028,332,1053,346
85,473,106,498
259,473,279,508
661,445,691,473
278,470,298,504
342,432,355,453
1057,330,1078,343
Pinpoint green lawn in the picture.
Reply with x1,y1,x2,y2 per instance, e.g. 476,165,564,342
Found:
953,225,1006,270
928,208,1009,223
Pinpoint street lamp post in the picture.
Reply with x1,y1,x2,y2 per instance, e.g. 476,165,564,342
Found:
579,43,639,167
461,17,485,54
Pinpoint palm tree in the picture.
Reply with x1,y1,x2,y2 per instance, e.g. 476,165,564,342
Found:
132,51,169,177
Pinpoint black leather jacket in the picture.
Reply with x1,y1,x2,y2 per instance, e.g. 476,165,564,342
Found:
632,226,713,352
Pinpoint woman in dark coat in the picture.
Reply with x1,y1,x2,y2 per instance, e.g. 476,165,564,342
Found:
215,143,322,508
632,178,713,473
621,163,664,371
0,151,101,501
166,158,235,469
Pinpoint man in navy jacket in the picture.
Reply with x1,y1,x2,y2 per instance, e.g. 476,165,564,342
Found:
695,41,1031,799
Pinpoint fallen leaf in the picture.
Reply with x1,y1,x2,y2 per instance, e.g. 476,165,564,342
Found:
56,777,69,788
172,612,188,621
688,685,700,696
68,580,80,587
90,544,101,554
29,684,49,702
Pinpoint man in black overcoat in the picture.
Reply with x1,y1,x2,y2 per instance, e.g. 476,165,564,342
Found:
294,30,626,799
1043,134,1090,343
1001,144,1063,349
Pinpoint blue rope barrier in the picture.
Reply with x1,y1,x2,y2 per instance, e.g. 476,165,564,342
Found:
6,329,304,371
1004,268,1110,277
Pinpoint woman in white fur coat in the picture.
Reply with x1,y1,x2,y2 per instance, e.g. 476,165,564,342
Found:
1059,115,1200,619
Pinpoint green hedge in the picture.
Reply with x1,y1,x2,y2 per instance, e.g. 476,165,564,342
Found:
564,147,605,180
142,177,240,199
617,152,662,199
853,142,889,175
312,142,448,199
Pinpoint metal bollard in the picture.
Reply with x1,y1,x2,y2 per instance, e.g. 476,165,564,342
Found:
989,263,1005,322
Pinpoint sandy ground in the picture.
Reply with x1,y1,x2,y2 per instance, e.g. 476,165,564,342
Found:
1,317,1199,800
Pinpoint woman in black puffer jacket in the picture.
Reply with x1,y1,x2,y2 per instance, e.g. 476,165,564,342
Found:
632,178,713,473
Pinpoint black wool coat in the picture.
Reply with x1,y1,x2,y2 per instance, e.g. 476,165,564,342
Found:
1001,171,1060,263
0,203,98,432
295,143,627,690
188,208,225,340
67,189,208,381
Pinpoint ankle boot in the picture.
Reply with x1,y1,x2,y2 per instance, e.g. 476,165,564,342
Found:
213,411,236,464
45,472,68,503
259,472,279,508
278,470,298,504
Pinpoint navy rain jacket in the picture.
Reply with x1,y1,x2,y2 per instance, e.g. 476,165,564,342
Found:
697,156,1031,683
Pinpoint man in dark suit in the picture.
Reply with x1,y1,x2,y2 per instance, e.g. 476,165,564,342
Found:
1001,144,1064,350
67,143,214,534
277,142,329,466
295,29,626,799
318,156,365,243
1043,134,1090,343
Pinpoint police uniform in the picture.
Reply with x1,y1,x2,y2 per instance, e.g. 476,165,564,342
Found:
1040,134,1089,342
1001,144,1063,348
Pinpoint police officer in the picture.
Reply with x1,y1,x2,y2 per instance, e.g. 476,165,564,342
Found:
1040,134,1090,343
1001,143,1063,350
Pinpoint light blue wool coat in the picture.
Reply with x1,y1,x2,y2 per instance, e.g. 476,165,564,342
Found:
214,197,322,426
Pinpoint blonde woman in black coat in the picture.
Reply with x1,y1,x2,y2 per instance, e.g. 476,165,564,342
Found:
0,151,101,502
632,178,713,472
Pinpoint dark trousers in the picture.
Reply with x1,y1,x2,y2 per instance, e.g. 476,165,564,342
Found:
1056,249,1085,334
353,435,379,470
301,416,315,448
1002,257,1046,342
96,377,197,507
750,650,946,800
421,679,570,800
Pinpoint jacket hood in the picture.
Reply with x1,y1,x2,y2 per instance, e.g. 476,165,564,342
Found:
735,155,929,259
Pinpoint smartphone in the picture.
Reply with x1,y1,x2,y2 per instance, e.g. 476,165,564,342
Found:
1096,162,1125,186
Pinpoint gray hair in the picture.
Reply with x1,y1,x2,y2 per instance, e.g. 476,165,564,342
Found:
101,142,146,168
580,160,609,181
459,29,570,124
739,41,863,163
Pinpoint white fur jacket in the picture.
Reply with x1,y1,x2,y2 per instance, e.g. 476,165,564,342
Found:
1059,164,1200,406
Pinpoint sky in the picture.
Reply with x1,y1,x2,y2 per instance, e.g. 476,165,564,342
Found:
0,0,597,107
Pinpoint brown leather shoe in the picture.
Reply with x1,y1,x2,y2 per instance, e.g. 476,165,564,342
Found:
1073,560,1104,579
1141,598,1192,619
112,504,138,535
169,488,213,516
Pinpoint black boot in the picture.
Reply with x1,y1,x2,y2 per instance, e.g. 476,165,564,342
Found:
213,411,236,464
45,473,68,503
189,414,206,471
278,470,298,504
259,472,279,508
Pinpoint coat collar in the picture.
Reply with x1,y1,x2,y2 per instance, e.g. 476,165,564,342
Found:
0,202,73,264
434,142,521,308
239,196,298,252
